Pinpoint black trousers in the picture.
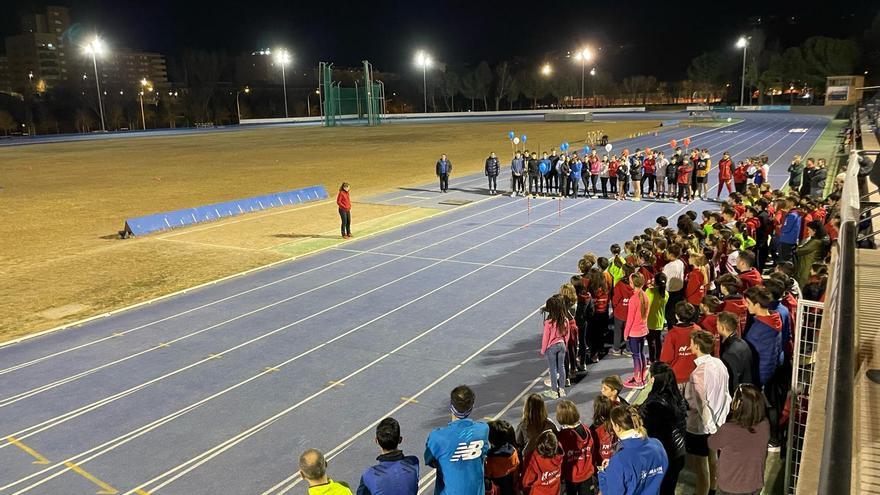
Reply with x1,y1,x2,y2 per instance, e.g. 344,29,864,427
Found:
665,289,684,329
529,175,539,194
513,174,525,194
487,175,497,192
647,329,663,362
439,174,449,191
735,181,747,194
609,177,618,194
338,208,351,236
660,455,685,495
643,174,656,194
587,311,608,359
600,177,608,197
677,183,690,201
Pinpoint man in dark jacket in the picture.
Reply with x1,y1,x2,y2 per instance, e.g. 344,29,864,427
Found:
485,152,500,195
358,417,419,495
527,152,540,196
810,159,828,199
787,155,804,191
436,154,452,193
799,158,816,197
717,311,754,395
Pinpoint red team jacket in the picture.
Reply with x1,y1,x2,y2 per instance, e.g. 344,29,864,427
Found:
720,296,749,337
521,449,563,495
557,424,596,483
660,323,699,383
718,158,733,180
612,281,634,321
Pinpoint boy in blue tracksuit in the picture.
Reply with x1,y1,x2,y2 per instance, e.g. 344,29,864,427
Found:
424,385,489,495
743,286,783,386
358,417,419,495
777,199,803,263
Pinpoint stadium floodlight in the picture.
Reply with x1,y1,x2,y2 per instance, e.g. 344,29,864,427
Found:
541,63,552,76
236,87,250,123
736,36,749,106
573,47,595,109
139,78,153,130
82,36,107,131
414,50,432,113
274,48,292,118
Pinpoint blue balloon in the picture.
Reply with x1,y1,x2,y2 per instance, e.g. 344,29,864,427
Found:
563,141,570,150
508,131,515,139
584,146,591,154
539,161,549,175
521,135,527,142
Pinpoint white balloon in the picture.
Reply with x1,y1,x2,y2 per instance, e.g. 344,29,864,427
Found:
605,143,613,152
513,137,520,144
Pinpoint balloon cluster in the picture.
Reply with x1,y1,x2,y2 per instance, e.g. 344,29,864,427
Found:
507,131,527,145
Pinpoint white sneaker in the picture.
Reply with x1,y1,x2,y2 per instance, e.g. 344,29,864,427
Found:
558,389,567,398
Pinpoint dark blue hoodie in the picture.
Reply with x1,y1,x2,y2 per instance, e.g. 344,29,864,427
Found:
598,435,668,495
358,450,420,495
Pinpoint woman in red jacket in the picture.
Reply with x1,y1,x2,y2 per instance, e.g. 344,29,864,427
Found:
716,151,734,199
336,182,352,239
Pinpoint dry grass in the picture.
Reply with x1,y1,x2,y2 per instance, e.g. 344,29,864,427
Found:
0,119,659,341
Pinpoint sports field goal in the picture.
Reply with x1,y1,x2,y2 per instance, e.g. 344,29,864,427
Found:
320,60,384,127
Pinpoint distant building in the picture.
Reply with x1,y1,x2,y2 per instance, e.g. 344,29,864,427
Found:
4,5,71,91
80,50,169,92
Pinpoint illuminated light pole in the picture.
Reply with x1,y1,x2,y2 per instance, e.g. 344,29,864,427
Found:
590,67,597,107
414,50,432,113
306,88,319,117
736,36,749,106
83,36,107,131
573,47,594,109
274,49,291,118
236,87,250,123
139,78,153,130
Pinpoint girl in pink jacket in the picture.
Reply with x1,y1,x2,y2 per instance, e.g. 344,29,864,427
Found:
623,273,650,389
542,295,576,398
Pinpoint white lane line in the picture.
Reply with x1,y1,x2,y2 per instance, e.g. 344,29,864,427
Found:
5,198,621,495
0,197,514,375
330,248,575,275
0,199,574,436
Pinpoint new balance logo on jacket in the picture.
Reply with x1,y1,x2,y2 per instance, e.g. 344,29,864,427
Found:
450,440,485,462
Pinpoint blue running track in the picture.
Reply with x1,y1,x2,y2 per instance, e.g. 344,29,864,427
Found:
0,112,827,494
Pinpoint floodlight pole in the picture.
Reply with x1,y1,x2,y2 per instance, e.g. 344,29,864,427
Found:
139,91,146,130
422,64,428,113
740,42,748,106
580,59,586,109
281,62,289,118
90,51,106,131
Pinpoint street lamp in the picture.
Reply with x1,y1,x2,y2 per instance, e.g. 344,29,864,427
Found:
589,67,597,107
414,50,432,113
236,87,250,123
83,36,107,131
573,47,594,109
736,36,749,106
274,49,291,118
139,78,152,130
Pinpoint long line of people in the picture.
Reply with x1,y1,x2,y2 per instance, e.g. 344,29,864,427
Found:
302,149,835,494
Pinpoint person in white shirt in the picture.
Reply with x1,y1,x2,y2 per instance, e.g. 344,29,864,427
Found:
656,152,670,199
685,329,731,495
662,244,686,328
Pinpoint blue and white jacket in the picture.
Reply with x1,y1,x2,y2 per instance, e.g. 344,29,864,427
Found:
357,450,419,495
598,435,668,495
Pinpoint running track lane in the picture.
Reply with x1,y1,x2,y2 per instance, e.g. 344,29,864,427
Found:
2,113,824,493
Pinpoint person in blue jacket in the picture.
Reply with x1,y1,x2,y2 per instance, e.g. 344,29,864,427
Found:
743,286,783,386
358,417,419,495
598,405,668,495
425,385,490,495
776,198,803,263
570,156,583,198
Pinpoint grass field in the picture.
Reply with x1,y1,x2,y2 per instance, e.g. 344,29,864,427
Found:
0,119,660,341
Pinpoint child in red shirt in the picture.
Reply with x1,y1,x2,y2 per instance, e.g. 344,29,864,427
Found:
521,430,563,495
685,252,708,305
590,395,617,468
717,274,750,336
659,301,700,384
555,400,597,495
698,295,722,356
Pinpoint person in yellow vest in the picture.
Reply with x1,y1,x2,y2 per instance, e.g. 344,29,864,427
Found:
299,448,353,495
695,149,712,200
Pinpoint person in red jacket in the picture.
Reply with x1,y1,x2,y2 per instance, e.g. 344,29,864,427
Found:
590,395,617,468
716,152,734,199
521,430,563,495
486,420,521,495
555,400,597,495
685,253,708,305
698,295,722,356
736,251,763,289
336,182,352,239
717,274,750,337
660,301,701,385
733,161,749,194
676,159,693,203
611,265,636,355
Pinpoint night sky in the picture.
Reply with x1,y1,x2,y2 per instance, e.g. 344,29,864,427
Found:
1,0,877,79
